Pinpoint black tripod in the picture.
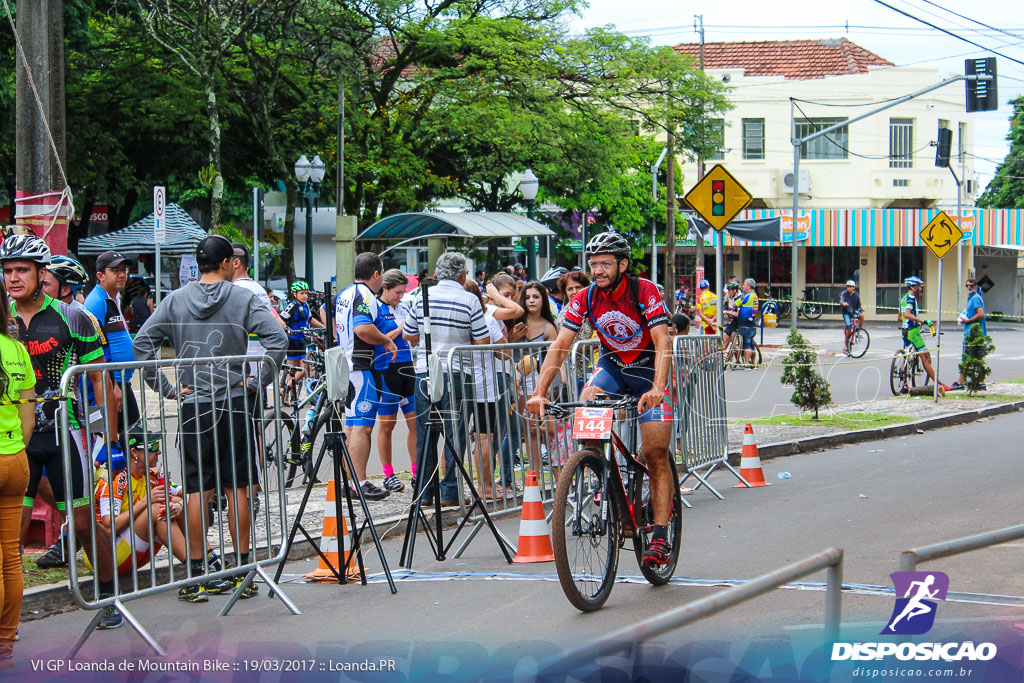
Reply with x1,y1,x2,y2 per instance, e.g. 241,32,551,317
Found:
399,279,513,568
272,281,396,593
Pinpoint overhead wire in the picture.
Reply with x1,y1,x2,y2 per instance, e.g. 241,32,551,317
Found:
911,0,1024,43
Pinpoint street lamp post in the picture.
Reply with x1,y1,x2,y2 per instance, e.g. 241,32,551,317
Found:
519,168,539,280
294,154,326,284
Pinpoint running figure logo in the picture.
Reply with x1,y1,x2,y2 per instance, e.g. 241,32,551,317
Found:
881,571,949,635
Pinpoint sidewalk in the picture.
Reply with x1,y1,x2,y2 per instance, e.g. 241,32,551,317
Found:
726,381,1024,453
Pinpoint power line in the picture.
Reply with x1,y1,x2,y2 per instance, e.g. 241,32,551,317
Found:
871,0,1024,68
910,0,1024,44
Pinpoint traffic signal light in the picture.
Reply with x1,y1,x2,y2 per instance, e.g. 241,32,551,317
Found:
935,126,952,168
965,58,997,113
712,180,725,216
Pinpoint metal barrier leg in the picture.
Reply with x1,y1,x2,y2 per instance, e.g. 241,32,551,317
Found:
67,611,105,659
116,601,168,656
825,557,843,642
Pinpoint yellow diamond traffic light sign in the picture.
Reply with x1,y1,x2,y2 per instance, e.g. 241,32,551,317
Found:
920,211,965,260
683,164,753,231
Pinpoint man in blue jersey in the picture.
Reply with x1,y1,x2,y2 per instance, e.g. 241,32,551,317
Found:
85,250,139,428
335,252,398,500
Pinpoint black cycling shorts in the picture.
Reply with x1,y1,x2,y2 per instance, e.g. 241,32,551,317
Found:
26,429,90,510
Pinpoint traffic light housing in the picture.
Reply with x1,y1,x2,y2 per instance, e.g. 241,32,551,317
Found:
935,126,952,168
712,180,725,216
965,58,997,113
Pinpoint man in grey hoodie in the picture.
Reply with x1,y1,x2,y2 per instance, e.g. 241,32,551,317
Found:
133,235,287,603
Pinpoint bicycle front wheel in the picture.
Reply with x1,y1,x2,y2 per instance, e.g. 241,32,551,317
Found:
552,449,620,612
262,409,296,495
633,459,682,585
848,328,870,358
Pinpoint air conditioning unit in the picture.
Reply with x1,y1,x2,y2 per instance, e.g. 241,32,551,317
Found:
782,169,811,194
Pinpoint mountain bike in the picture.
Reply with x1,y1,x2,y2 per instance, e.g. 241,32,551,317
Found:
723,327,762,369
889,325,934,396
844,316,870,358
760,287,822,321
545,397,682,612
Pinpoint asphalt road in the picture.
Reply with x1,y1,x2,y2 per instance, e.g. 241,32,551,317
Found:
14,409,1023,680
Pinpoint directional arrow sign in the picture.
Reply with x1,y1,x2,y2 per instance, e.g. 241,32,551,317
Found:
920,211,964,260
683,164,753,232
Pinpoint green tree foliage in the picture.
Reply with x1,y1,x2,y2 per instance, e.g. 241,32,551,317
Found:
958,323,994,394
978,97,1024,209
780,327,832,419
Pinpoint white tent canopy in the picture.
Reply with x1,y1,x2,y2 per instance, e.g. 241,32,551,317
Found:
77,203,207,256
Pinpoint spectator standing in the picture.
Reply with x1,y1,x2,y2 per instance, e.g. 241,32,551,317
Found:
134,235,288,603
489,274,526,496
126,279,154,334
675,282,692,316
231,243,285,364
953,278,988,390
513,263,526,283
475,269,486,288
335,253,397,501
736,278,760,366
540,266,568,314
85,250,140,427
402,252,490,506
463,280,508,500
555,271,594,393
0,277,34,663
695,279,718,334
2,235,120,629
721,281,740,351
375,269,416,494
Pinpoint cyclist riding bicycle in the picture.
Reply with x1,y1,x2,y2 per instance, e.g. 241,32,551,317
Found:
525,231,676,567
280,281,324,403
900,276,949,390
840,279,863,353
721,281,741,350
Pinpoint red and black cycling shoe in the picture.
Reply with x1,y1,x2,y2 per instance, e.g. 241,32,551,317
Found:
642,537,673,566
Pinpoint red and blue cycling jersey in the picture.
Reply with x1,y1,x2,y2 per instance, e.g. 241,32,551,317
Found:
561,276,669,366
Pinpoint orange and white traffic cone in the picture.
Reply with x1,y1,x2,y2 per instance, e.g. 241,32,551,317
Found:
305,480,362,581
513,471,555,563
734,423,771,488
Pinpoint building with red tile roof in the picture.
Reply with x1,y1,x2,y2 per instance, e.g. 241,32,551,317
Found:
673,38,894,80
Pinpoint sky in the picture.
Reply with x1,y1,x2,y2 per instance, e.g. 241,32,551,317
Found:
572,0,1024,198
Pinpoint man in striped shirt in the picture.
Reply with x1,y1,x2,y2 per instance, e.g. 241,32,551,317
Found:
401,252,490,506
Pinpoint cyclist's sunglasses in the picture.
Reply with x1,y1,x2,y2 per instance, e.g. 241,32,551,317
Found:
131,439,161,453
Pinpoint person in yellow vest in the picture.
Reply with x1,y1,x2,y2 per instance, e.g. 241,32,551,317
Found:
695,279,718,335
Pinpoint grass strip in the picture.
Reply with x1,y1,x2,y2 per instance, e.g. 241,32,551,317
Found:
735,412,911,430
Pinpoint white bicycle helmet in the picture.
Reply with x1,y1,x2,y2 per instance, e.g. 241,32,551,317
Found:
0,233,51,265
540,266,568,284
585,231,630,259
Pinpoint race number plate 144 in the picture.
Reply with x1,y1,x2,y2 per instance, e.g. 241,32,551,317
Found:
572,407,614,440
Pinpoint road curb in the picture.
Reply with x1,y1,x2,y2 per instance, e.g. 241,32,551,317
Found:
20,507,463,620
727,398,1024,465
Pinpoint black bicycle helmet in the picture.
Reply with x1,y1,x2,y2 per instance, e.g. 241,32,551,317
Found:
585,231,630,259
0,233,51,265
48,255,89,288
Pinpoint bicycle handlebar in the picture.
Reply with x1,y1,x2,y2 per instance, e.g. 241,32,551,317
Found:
544,396,638,419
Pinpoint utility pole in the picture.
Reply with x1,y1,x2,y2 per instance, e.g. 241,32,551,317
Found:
665,131,677,302
694,14,707,298
334,74,357,291
15,0,69,255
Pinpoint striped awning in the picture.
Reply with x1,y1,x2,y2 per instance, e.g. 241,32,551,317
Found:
359,211,554,240
77,203,208,255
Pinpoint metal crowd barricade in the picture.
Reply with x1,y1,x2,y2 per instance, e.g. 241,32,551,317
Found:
442,339,584,556
59,354,299,658
671,333,749,498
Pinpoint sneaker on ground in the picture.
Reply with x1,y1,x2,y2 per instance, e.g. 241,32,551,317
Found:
35,540,67,569
642,537,673,567
382,475,405,492
940,384,953,391
178,584,209,603
233,575,258,599
950,382,964,390
97,595,123,629
351,480,390,501
252,493,261,517
204,577,235,595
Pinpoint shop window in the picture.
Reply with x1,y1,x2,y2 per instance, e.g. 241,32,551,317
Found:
876,246,924,314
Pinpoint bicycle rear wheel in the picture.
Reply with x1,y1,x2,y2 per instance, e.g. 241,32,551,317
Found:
552,449,620,612
801,302,822,320
910,356,930,388
889,351,909,396
633,459,682,585
848,328,870,358
262,409,296,495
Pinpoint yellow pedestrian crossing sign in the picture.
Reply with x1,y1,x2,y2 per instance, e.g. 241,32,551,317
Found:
684,164,753,232
920,211,964,260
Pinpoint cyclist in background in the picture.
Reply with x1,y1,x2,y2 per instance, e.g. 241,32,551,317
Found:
695,280,718,335
280,281,324,404
736,278,759,366
840,279,863,354
525,231,676,567
900,277,950,390
721,281,740,351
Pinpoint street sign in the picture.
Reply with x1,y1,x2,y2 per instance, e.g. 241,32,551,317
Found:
920,211,964,260
683,164,752,232
153,186,166,244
